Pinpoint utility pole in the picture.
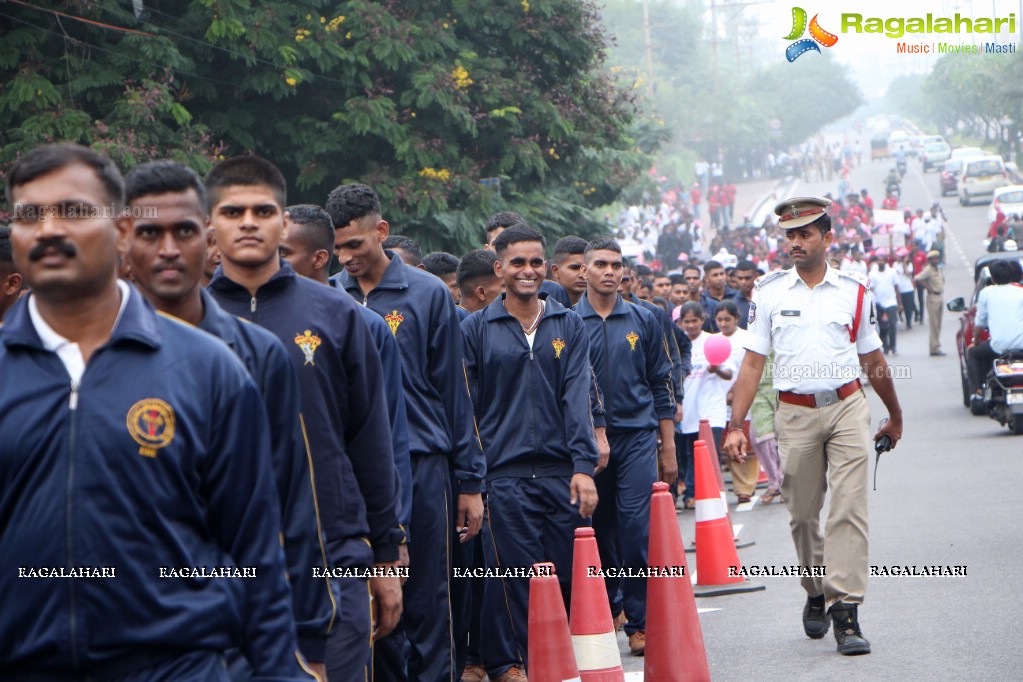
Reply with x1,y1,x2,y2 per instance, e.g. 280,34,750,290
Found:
642,0,655,97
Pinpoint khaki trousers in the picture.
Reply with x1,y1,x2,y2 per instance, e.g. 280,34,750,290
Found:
726,421,760,496
775,390,871,609
927,294,943,353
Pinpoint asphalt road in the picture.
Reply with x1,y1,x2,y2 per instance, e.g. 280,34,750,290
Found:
613,145,1023,679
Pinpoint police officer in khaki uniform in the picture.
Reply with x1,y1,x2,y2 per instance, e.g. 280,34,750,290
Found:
914,250,945,356
723,197,903,656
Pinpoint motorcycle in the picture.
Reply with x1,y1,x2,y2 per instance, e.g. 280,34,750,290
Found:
896,157,908,178
982,351,1023,434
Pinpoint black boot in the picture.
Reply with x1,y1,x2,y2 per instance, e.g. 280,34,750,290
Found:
802,595,829,639
829,602,871,655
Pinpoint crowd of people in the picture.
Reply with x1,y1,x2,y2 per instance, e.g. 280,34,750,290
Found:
0,138,982,680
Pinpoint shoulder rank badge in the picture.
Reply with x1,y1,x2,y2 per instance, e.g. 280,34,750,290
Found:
626,331,640,351
294,329,322,365
748,301,756,325
552,338,566,359
127,399,175,457
384,310,404,337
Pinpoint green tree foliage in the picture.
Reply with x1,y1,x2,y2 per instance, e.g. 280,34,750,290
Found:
917,54,1021,145
752,52,863,149
600,0,862,185
0,0,647,251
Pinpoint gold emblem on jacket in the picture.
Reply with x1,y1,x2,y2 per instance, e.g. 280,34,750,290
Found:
127,399,175,457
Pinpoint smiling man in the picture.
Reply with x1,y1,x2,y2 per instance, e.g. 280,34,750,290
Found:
723,196,903,657
203,158,403,682
123,161,336,680
0,144,311,680
460,223,598,681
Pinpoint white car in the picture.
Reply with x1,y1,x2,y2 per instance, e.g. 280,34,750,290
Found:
959,155,1009,206
889,130,911,156
922,142,951,171
986,185,1023,224
951,146,985,160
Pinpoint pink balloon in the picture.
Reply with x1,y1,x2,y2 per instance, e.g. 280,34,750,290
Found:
704,334,732,366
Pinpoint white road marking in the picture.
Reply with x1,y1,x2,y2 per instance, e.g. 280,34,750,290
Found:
735,497,758,512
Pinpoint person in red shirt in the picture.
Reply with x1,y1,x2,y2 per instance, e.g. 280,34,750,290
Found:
690,182,702,219
724,182,737,229
708,185,721,231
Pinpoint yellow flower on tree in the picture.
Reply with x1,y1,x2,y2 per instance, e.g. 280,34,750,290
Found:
419,167,452,182
452,65,473,90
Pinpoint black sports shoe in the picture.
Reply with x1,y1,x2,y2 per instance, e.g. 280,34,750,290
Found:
803,595,829,639
829,602,871,655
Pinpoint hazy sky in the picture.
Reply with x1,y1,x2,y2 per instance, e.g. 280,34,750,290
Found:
744,0,1021,96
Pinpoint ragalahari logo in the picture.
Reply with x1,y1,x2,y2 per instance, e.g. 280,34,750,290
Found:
784,7,838,62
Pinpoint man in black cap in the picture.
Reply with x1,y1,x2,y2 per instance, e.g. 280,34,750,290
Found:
723,196,903,657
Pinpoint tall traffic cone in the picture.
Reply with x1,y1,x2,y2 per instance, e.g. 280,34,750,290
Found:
692,439,765,598
698,419,727,495
695,419,754,549
528,562,581,682
570,527,625,682
645,482,711,682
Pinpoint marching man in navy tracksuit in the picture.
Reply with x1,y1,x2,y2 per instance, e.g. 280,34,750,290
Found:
575,237,677,657
0,144,313,680
461,224,599,682
329,183,486,682
204,158,404,682
122,161,336,679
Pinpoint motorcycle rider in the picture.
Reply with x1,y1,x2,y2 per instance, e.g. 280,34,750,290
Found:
884,167,901,194
967,259,1023,404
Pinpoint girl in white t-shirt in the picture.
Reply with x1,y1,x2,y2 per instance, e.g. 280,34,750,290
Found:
677,302,735,509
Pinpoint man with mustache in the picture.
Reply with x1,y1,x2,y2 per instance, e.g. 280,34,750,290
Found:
0,143,312,680
723,196,903,658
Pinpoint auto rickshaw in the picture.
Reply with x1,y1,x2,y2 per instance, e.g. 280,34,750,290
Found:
871,134,889,161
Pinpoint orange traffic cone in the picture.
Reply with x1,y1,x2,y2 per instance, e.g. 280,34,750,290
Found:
570,527,624,682
645,482,711,682
757,462,769,488
529,562,581,682
692,439,765,598
696,419,754,549
698,419,727,497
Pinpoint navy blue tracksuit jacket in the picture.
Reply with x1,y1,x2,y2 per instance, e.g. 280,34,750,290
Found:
0,287,306,679
210,262,401,564
461,294,599,478
333,252,485,491
575,293,675,431
629,292,685,403
196,288,335,661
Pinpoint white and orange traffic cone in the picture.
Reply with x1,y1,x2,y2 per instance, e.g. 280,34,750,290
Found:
569,527,625,682
645,482,711,682
692,439,765,598
694,419,754,549
528,562,582,682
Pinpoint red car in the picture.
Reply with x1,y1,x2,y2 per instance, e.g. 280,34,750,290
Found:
947,252,1023,412
940,158,962,196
